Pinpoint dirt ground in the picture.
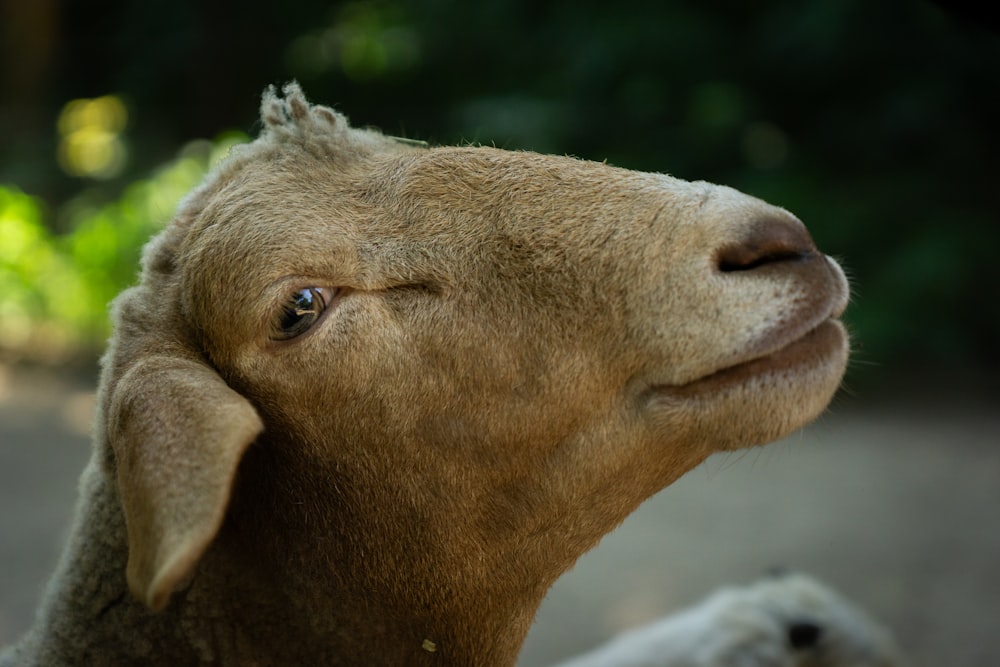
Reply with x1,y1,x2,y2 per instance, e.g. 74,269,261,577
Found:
1,363,997,665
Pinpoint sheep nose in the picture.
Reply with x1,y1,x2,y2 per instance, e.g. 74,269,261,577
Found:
716,215,817,272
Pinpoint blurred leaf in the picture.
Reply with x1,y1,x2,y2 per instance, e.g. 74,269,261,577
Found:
0,133,248,359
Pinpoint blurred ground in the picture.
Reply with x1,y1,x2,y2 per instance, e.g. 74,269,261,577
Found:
0,363,997,665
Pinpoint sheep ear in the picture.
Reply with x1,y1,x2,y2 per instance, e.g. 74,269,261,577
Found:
107,354,263,611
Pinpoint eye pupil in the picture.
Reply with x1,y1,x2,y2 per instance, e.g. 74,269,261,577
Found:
275,287,328,340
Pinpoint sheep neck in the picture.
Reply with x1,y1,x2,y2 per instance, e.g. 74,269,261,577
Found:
207,423,702,665
16,455,542,666
210,441,587,666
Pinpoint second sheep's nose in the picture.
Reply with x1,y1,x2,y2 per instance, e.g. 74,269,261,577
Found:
716,215,818,273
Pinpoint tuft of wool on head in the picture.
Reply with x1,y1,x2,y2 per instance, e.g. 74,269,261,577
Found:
256,82,398,162
260,82,343,139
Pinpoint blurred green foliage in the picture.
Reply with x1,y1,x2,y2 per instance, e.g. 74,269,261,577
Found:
0,0,997,382
0,134,246,358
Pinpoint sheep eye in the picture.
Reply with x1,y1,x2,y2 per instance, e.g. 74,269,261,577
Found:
274,287,329,340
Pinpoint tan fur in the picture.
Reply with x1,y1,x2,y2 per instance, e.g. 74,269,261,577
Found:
0,84,849,666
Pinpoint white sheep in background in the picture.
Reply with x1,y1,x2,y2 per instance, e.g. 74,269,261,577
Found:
554,572,903,667
1,84,873,666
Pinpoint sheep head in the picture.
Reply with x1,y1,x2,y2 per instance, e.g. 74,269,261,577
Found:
100,84,848,662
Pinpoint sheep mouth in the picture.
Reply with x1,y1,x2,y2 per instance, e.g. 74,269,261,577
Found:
648,318,848,400
648,254,851,400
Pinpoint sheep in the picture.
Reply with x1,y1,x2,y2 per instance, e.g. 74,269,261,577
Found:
553,572,903,667
0,83,851,666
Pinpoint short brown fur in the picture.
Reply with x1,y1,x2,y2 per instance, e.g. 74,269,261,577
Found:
0,84,848,666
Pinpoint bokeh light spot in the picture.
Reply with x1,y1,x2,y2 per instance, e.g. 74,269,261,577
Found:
56,95,129,179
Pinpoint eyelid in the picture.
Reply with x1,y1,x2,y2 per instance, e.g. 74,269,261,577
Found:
310,286,333,305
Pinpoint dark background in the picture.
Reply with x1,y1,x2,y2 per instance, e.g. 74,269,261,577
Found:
2,0,998,388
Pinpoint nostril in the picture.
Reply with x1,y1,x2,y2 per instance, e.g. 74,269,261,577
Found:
718,248,810,272
716,216,817,272
788,621,823,650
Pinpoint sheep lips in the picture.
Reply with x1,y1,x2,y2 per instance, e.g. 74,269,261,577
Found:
651,318,847,400
645,255,849,404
